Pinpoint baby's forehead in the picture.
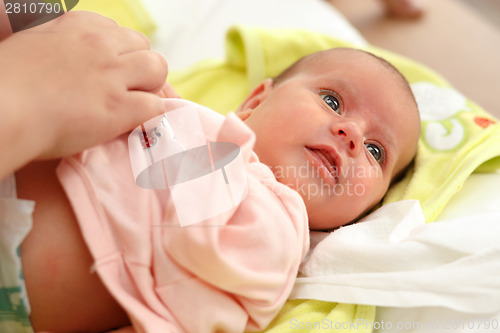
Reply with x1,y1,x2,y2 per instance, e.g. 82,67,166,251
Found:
304,48,396,75
274,48,387,86
306,49,417,106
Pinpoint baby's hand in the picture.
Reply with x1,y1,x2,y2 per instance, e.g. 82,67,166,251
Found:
380,0,425,18
0,11,169,160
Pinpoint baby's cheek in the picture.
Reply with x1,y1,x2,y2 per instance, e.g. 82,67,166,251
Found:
352,173,385,205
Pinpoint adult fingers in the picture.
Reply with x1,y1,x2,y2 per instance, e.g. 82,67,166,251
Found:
78,25,151,56
45,12,151,54
54,10,119,29
119,50,168,93
117,91,167,131
115,27,151,54
157,82,180,99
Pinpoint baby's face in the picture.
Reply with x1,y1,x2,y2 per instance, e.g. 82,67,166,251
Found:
238,49,420,230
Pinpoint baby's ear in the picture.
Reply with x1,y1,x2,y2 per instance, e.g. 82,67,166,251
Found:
236,78,273,121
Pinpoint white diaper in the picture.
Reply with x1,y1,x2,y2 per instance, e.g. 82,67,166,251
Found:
0,174,35,333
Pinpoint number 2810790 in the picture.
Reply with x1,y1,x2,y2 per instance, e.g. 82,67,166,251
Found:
5,2,63,14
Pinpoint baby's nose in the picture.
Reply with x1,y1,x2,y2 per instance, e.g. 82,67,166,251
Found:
332,122,363,156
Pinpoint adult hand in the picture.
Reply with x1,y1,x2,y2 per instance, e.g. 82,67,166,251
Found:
0,11,171,178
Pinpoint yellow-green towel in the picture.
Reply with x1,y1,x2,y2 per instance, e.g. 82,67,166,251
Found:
73,0,156,36
261,300,375,333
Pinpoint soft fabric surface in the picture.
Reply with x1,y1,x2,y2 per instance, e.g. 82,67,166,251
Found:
383,80,500,222
140,0,367,71
294,200,500,314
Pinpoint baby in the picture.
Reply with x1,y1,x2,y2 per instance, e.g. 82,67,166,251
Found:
15,48,420,332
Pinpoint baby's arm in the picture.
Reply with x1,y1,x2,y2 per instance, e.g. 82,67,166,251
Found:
153,110,309,332
159,167,309,332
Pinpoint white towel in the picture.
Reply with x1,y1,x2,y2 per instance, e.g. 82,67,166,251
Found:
292,200,500,314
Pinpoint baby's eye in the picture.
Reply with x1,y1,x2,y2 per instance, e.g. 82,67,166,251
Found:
321,93,341,114
365,142,385,164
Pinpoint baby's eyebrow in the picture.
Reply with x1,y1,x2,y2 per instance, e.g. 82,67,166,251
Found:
322,77,361,113
325,78,356,98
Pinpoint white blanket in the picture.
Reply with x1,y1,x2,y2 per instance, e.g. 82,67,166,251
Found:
142,0,367,71
292,200,500,314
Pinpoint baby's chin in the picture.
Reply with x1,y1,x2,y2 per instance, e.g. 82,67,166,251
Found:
308,214,359,231
305,195,377,231
303,203,350,231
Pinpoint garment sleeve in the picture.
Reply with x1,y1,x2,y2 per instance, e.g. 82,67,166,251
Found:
154,112,310,332
160,169,309,332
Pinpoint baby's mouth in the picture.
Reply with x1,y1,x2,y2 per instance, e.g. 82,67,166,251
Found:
305,146,340,185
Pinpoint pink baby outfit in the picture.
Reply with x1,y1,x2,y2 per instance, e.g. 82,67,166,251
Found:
56,99,309,333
